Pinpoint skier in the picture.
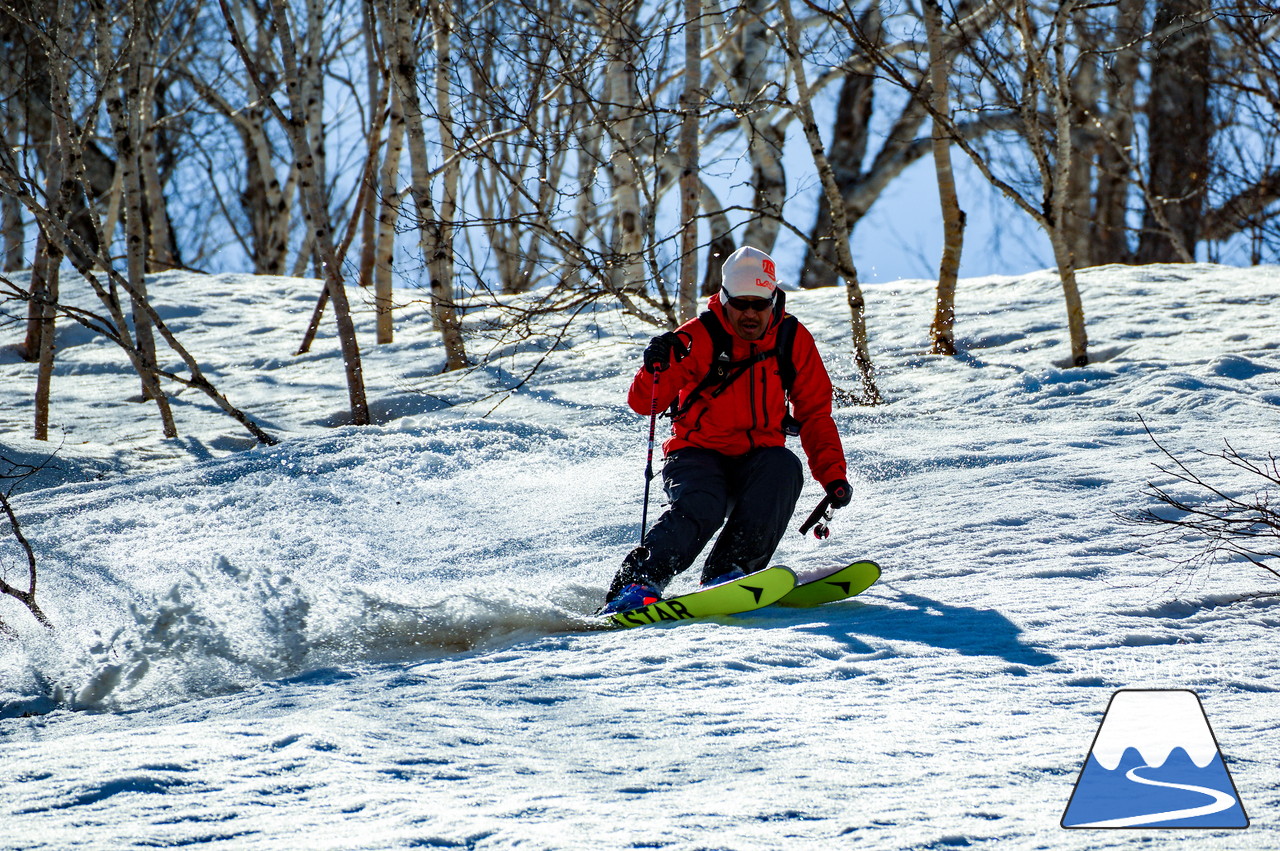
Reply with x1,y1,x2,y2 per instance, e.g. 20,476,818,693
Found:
601,245,853,614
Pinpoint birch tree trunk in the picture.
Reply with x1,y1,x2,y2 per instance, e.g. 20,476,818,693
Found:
136,5,176,272
727,0,785,253
923,0,964,357
382,0,468,370
0,101,22,271
277,0,368,422
599,0,646,294
100,0,178,435
248,111,294,277
428,0,469,368
1046,1,1090,366
561,103,605,294
204,90,294,277
19,194,281,445
100,163,124,266
374,86,405,345
699,182,737,296
223,0,293,276
677,0,702,323
0,98,277,447
779,0,880,404
357,0,382,294
2,194,21,271
428,0,464,352
31,231,59,440
1066,40,1097,269
902,0,1093,367
301,0,327,224
140,111,177,271
31,11,68,438
698,0,779,255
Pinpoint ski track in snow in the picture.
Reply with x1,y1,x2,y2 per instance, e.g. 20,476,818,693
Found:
2,263,1280,849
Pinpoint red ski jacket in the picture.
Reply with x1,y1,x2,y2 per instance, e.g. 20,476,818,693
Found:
627,293,848,488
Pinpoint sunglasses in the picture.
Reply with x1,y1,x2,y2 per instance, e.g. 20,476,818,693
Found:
724,294,775,313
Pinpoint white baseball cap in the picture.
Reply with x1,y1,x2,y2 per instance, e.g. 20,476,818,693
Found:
720,246,778,299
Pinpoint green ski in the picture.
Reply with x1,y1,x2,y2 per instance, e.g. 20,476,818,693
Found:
596,566,796,630
773,560,880,607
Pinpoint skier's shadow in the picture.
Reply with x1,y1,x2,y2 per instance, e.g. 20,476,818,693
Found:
792,590,1059,667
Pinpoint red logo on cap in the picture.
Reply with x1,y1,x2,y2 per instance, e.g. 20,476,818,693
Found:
762,259,776,279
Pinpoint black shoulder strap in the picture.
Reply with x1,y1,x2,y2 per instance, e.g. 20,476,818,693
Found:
775,314,798,395
698,310,735,375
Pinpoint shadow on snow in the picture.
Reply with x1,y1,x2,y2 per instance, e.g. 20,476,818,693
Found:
784,590,1059,668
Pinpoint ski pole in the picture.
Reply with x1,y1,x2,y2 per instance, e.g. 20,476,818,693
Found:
799,495,835,540
638,366,662,550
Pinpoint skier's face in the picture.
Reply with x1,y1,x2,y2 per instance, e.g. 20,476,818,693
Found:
723,295,773,341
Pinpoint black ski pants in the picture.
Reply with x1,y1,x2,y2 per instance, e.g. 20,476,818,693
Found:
615,445,803,594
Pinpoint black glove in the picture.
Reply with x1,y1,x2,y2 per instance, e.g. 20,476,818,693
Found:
825,478,853,509
643,332,688,373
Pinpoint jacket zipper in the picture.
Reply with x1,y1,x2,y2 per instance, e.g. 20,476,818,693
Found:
747,343,759,450
760,366,771,432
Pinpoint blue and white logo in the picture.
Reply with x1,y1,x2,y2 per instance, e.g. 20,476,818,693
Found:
1062,689,1249,829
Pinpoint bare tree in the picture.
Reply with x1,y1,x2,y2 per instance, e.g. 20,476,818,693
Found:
0,84,22,271
795,5,882,292
1132,423,1280,597
852,0,1093,365
447,0,675,328
7,0,1277,440
0,251,279,446
1027,1,1278,268
1137,1,1214,262
6,0,178,440
712,0,789,256
2,2,189,440
378,0,469,370
792,1,1017,294
372,85,404,344
220,0,372,423
1087,0,1145,265
29,85,64,441
183,0,299,277
450,0,572,297
95,0,179,434
427,0,463,342
1,62,278,450
1199,2,1280,262
598,0,648,294
677,0,703,323
779,0,880,404
0,195,20,272
1,458,53,636
924,0,965,356
1,0,115,259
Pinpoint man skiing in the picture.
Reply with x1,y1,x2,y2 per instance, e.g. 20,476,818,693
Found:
601,245,853,614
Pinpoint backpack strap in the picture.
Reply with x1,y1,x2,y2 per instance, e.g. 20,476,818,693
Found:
774,313,801,435
774,313,798,397
668,309,799,420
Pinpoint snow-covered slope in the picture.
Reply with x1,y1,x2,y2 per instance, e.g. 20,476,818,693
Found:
1,263,1278,849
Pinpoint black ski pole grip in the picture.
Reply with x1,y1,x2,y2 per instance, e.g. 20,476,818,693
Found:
798,496,834,537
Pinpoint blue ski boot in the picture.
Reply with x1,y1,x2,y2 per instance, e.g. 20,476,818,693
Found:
600,582,662,614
